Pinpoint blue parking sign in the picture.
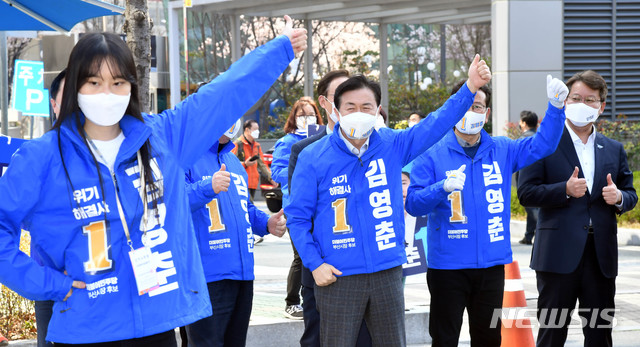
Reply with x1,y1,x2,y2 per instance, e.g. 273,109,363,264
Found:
11,60,50,117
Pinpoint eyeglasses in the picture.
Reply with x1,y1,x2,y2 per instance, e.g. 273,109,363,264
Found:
567,94,602,107
470,104,487,113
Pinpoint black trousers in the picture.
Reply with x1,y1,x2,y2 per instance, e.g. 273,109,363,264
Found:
186,280,253,347
54,330,176,347
536,233,616,347
285,235,302,306
427,265,505,347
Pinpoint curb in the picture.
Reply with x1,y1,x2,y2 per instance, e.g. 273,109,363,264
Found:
246,309,430,347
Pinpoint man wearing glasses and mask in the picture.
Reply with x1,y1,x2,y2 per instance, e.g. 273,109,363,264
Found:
518,70,637,347
405,75,568,347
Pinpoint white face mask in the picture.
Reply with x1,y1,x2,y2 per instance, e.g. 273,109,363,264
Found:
565,102,599,127
455,111,486,135
224,119,242,139
374,113,386,130
250,129,260,139
296,116,317,131
78,92,131,126
338,111,377,140
408,121,418,128
327,101,339,124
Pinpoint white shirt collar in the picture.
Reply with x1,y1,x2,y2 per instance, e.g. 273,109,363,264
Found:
338,128,370,157
566,121,596,145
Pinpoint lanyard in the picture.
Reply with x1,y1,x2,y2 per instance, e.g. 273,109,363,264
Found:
84,131,148,251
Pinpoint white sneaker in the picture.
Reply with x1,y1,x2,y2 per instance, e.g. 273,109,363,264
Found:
254,235,264,245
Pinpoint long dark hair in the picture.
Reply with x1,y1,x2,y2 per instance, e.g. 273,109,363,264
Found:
53,32,159,215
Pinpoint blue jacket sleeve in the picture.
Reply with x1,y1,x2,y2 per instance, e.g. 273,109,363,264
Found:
509,102,566,173
392,82,475,166
405,150,449,216
248,200,269,237
185,176,216,213
285,152,324,272
149,35,294,169
0,142,73,301
271,136,292,188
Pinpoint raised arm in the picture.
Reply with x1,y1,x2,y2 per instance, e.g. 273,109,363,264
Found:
393,54,492,165
153,17,307,169
509,75,568,172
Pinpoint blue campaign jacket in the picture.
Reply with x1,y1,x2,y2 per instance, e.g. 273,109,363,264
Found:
271,132,305,207
285,83,475,276
0,35,293,344
186,140,269,283
405,103,565,270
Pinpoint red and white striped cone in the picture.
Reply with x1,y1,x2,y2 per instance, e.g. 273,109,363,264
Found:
501,261,535,347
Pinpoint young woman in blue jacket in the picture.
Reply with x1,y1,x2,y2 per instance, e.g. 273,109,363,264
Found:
0,19,305,345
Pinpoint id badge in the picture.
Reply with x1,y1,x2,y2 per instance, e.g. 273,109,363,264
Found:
129,246,160,295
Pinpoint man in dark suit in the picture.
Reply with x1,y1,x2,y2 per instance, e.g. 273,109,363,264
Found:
518,70,637,347
287,70,372,347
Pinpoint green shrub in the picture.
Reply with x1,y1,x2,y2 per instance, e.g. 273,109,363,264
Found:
511,187,526,219
596,119,640,171
618,171,640,226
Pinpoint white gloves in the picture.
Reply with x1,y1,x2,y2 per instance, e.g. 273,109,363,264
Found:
444,165,466,193
547,74,569,109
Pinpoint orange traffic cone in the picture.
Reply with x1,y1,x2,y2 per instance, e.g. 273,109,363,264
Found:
501,261,535,347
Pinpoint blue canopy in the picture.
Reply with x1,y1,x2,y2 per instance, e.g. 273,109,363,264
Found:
0,0,123,31
1,0,124,135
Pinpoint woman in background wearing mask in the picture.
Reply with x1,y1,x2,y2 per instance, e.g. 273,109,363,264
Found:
270,96,323,320
271,96,323,206
0,22,305,345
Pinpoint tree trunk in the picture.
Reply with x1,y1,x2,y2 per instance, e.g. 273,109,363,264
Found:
124,0,152,113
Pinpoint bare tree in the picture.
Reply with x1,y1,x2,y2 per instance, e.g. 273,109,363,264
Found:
447,24,491,70
6,37,31,102
123,0,152,113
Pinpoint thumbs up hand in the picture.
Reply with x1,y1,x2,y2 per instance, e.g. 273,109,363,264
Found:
267,209,287,237
566,166,588,198
443,164,467,193
281,15,307,55
466,54,492,93
602,173,622,205
212,164,231,194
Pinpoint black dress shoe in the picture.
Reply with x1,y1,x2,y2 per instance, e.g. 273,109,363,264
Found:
519,238,532,245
